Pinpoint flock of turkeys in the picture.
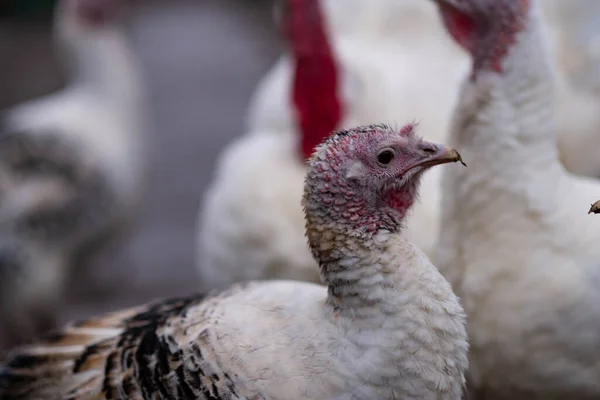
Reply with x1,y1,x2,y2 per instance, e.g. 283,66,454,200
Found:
2,0,600,399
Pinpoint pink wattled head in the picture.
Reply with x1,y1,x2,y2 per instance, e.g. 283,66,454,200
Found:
303,123,465,243
433,0,530,77
65,0,119,28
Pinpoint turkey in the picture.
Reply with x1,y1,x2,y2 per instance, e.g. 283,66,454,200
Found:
198,0,600,292
431,0,600,398
0,123,468,400
0,0,146,348
589,200,600,214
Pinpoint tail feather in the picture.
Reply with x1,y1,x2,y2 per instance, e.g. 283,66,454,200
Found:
0,295,203,399
0,324,125,399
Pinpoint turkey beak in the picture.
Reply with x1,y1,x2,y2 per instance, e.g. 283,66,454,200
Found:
403,142,467,174
589,200,600,214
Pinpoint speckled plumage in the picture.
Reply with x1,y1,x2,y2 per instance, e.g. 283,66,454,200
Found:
1,124,468,400
434,0,600,398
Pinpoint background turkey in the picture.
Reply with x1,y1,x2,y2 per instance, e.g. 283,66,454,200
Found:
0,0,147,350
432,0,600,397
0,0,284,358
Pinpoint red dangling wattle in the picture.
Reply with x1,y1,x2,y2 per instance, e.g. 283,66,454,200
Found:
286,0,344,161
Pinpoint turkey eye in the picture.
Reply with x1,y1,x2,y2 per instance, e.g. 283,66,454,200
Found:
377,149,395,166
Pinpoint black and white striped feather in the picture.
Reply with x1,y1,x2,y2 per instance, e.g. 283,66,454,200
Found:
0,288,263,400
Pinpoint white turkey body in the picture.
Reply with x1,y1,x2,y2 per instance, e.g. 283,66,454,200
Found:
433,0,600,398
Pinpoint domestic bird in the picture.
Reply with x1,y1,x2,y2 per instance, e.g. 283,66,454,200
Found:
0,0,146,348
431,0,600,398
0,124,468,400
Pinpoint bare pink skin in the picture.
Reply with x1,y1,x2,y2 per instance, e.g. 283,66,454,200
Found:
303,124,463,244
435,0,530,78
69,0,119,27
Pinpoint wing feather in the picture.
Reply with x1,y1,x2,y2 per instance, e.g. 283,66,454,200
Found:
0,295,208,400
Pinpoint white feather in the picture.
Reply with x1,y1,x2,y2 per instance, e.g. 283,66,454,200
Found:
436,2,600,397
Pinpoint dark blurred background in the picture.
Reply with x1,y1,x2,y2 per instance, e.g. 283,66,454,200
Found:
0,0,281,324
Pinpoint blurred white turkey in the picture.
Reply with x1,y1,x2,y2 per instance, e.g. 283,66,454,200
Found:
0,0,146,348
432,0,600,397
0,124,468,400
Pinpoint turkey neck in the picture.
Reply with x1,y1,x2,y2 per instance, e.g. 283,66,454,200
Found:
303,200,467,397
55,12,142,113
317,230,439,320
303,181,455,326
445,4,563,217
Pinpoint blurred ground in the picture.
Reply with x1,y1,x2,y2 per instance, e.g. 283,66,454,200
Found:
0,0,282,324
